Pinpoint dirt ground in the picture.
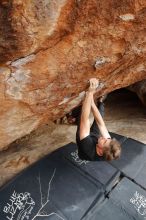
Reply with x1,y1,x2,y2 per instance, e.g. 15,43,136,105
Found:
0,89,146,187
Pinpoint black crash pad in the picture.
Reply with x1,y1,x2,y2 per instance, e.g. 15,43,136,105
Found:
0,143,104,220
1,134,146,220
85,177,146,220
109,177,146,220
110,132,127,144
135,162,146,190
62,143,120,192
84,199,133,220
110,138,146,186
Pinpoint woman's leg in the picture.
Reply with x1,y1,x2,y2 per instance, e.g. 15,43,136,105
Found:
74,106,82,143
90,101,104,135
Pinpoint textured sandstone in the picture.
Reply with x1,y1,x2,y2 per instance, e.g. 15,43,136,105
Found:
0,0,146,150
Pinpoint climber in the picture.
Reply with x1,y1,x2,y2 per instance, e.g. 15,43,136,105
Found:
76,78,121,161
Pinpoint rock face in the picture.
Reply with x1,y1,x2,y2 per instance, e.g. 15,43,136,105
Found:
0,0,146,150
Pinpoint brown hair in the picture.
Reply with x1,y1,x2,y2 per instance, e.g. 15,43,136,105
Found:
103,138,121,161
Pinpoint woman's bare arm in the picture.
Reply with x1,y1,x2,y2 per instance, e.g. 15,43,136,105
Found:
79,78,99,140
79,91,93,140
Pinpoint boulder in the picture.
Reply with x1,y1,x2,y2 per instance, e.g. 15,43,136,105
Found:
0,0,146,150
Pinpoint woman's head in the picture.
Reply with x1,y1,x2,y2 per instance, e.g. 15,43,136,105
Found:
96,137,121,161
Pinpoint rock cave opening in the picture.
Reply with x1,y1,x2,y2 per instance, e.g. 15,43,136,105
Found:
55,88,145,127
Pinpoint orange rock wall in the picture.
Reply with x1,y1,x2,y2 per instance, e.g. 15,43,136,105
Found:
0,0,146,150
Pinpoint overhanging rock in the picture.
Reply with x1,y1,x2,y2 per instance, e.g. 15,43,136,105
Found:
0,0,146,150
